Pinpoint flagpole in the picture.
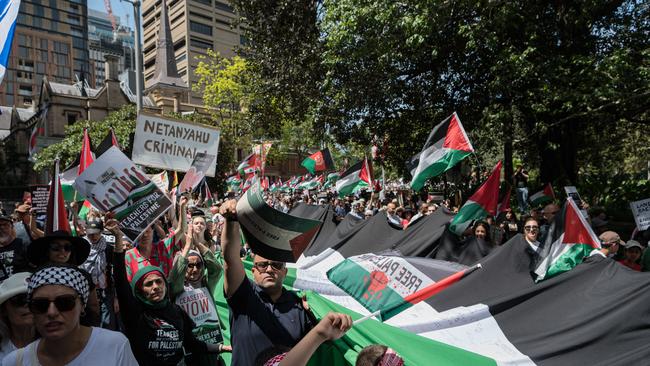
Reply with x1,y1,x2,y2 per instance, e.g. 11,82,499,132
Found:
353,310,381,325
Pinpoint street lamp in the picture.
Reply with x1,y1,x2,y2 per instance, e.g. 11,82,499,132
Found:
121,0,143,111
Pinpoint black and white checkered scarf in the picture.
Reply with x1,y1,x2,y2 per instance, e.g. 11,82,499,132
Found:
27,265,90,305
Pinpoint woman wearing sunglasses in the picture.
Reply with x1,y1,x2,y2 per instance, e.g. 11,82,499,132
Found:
113,228,227,366
0,273,36,362
26,231,100,328
168,228,230,365
2,264,138,366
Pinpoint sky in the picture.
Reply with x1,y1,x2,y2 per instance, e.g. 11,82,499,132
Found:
88,0,137,30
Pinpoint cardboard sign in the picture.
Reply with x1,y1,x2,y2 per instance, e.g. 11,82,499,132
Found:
73,146,172,241
178,153,216,194
132,113,220,177
236,181,321,262
564,186,582,207
30,185,49,214
630,198,650,231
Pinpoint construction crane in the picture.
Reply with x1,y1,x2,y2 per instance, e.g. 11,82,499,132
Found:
104,0,118,32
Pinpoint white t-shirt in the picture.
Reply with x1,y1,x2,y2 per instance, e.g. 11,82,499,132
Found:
0,337,17,363
2,327,138,366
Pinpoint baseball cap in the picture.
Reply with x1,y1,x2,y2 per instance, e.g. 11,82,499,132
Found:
86,219,104,235
624,240,644,250
598,231,624,245
0,272,30,306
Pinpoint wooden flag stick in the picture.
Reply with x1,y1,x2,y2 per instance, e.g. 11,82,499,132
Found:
353,310,381,325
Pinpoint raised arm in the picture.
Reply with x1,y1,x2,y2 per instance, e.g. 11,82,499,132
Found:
168,230,193,299
109,218,141,334
173,196,189,243
196,240,223,291
219,199,245,298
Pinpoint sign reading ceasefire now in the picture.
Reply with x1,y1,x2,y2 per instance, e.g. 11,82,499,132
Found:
132,112,221,177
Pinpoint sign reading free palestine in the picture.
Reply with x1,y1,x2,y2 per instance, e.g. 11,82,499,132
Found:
132,112,220,177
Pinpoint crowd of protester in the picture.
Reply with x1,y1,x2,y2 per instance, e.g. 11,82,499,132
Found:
0,174,647,366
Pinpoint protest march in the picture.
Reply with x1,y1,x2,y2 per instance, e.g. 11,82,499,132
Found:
0,0,649,365
0,108,649,366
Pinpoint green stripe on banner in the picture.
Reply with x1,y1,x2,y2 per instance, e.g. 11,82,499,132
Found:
327,258,410,314
544,243,594,280
304,291,498,366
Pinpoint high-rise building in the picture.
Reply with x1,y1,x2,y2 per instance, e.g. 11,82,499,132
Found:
88,9,136,88
0,0,92,107
142,0,243,105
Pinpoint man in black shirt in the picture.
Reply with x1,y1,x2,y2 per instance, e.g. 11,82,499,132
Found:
0,216,28,281
220,200,313,366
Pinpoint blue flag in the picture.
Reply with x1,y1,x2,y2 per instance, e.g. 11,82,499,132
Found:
0,0,21,85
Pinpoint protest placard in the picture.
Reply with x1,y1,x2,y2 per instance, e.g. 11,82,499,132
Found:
149,171,169,193
236,181,322,262
30,185,49,214
132,112,220,177
178,153,216,194
73,146,172,241
630,198,650,231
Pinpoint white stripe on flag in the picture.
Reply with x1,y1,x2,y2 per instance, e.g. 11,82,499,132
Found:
387,303,536,366
412,145,451,178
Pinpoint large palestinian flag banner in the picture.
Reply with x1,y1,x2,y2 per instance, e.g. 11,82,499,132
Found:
408,112,474,191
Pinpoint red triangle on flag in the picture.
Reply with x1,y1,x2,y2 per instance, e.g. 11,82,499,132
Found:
544,183,555,200
442,113,474,152
359,157,373,185
78,128,94,175
468,161,502,216
46,160,71,235
562,198,600,248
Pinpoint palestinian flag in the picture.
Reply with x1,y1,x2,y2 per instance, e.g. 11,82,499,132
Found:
530,183,555,207
58,129,96,202
497,186,512,213
298,175,323,191
77,200,92,221
408,113,474,192
237,153,260,177
323,172,340,189
335,158,373,197
261,176,269,191
533,198,601,281
46,160,71,235
283,204,650,365
236,182,322,262
327,253,480,320
301,148,335,174
449,161,502,236
95,128,120,157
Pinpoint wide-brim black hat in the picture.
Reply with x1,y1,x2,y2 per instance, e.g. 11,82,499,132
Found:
27,230,90,266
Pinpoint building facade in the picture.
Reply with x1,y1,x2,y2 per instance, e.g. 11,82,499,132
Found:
142,0,243,105
88,9,136,88
0,0,92,108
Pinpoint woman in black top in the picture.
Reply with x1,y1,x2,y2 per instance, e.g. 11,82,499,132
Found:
112,229,226,366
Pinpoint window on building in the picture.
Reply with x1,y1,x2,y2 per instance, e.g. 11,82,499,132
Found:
173,39,186,51
54,41,69,53
18,85,33,96
73,37,85,49
33,17,42,28
171,13,184,25
68,15,80,25
18,46,30,58
214,17,231,27
194,0,211,6
36,62,45,73
189,11,212,22
40,39,48,49
175,54,186,63
190,21,212,36
71,27,84,37
190,37,213,50
215,1,233,12
67,113,77,125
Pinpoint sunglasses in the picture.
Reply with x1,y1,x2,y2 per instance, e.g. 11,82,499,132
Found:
524,225,539,232
187,262,203,269
7,294,28,307
49,244,72,252
29,294,78,314
253,261,285,271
